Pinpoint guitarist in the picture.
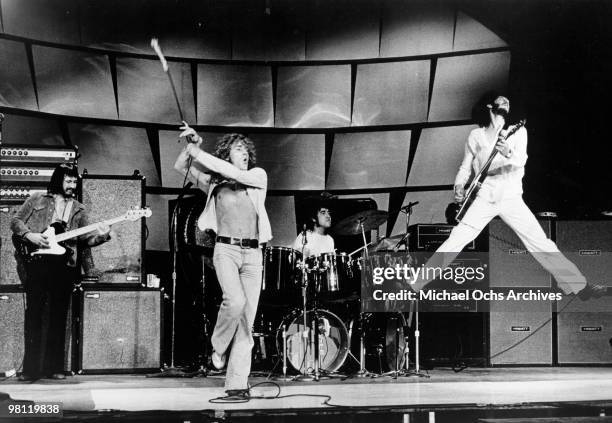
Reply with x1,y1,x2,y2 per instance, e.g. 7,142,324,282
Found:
411,93,605,300
10,163,111,381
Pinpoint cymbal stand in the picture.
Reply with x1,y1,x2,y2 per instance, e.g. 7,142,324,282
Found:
393,203,429,378
393,202,415,251
347,221,377,378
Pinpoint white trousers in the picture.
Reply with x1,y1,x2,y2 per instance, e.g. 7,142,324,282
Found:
414,195,586,294
211,243,263,390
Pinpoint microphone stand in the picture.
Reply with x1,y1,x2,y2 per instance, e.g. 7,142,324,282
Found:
150,180,205,378
293,226,316,381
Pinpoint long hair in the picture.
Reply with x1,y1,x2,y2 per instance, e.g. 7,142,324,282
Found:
472,91,507,127
210,133,256,184
47,163,79,195
213,133,256,167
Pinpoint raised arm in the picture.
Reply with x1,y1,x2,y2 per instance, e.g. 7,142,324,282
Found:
174,145,212,192
186,145,267,189
179,123,267,189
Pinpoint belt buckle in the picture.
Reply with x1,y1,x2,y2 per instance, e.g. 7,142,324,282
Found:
240,239,250,249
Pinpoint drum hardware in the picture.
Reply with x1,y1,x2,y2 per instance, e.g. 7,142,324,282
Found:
393,201,418,251
377,311,413,378
333,209,389,379
291,225,321,381
388,201,429,379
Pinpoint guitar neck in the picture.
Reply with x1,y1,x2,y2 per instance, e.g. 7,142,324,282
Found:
55,216,126,243
473,121,525,184
476,149,500,183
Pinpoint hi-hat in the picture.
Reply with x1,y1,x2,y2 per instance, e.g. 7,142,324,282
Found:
332,210,388,236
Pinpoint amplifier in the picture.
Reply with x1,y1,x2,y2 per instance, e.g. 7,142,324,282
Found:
0,145,76,164
0,165,55,183
77,286,162,373
409,223,476,251
0,186,47,204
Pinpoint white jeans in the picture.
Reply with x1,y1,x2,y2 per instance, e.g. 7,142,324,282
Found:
414,195,586,294
211,243,262,390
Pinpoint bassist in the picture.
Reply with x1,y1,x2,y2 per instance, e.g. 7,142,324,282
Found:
10,163,111,381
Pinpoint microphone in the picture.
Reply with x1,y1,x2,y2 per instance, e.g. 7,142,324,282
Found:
400,201,419,213
302,223,308,245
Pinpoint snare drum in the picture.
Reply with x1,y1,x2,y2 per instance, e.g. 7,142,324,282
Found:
276,309,349,373
262,246,301,303
307,252,354,298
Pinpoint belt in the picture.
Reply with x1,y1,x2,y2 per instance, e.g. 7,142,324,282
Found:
216,236,259,249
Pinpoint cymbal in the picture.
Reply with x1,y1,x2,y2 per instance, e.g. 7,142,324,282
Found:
332,209,388,235
370,233,409,251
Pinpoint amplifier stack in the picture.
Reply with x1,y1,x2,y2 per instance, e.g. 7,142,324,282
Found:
0,144,78,287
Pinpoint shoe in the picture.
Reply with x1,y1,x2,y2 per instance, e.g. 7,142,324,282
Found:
224,389,250,400
577,283,607,301
211,351,226,370
50,373,66,380
18,374,37,382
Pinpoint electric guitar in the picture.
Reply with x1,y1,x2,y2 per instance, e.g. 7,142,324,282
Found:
455,120,527,222
12,207,152,260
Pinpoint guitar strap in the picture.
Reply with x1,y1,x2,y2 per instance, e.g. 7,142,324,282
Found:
61,199,73,224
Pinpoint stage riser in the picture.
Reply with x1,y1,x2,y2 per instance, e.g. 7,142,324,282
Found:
78,288,162,373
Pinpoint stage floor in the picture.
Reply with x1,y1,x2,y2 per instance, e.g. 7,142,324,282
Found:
1,367,612,419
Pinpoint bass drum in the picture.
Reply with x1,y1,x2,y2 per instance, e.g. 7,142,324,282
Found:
277,309,349,373
363,312,409,373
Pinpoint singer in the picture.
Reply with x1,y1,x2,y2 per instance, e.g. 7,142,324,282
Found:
174,125,272,398
411,93,605,300
292,201,334,257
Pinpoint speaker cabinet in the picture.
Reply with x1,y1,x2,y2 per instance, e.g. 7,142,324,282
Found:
556,221,612,364
488,218,552,288
0,288,25,373
487,219,554,365
0,205,23,286
78,287,162,373
489,291,553,365
0,287,74,374
81,174,145,284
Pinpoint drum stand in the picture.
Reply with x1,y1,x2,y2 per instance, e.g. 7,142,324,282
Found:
346,221,378,378
382,202,428,379
289,231,319,381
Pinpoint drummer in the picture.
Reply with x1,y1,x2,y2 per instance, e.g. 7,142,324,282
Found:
292,204,334,257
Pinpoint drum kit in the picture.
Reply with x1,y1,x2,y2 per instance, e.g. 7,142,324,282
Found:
253,206,426,380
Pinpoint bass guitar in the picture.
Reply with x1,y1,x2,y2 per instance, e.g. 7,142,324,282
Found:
13,207,152,260
455,120,526,222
